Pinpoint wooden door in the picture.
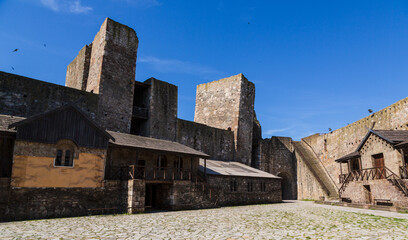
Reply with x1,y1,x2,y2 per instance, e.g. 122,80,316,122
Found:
373,154,385,179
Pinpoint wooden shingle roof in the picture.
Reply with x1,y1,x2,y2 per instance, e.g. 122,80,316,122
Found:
108,131,209,158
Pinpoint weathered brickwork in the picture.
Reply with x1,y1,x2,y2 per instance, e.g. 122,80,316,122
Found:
65,44,92,91
301,97,408,199
0,181,126,222
0,71,98,119
342,180,408,207
85,18,138,133
177,119,234,161
194,74,255,165
206,175,282,205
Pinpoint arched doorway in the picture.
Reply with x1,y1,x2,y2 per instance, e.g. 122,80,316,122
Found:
277,172,293,200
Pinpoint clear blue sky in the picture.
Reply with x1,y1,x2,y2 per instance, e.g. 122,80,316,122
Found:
1,0,408,140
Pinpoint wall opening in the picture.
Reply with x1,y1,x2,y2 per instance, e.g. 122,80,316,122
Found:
277,172,294,200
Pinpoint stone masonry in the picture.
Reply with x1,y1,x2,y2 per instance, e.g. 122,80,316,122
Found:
194,73,255,164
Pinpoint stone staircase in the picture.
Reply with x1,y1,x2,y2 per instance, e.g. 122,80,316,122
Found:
293,141,339,198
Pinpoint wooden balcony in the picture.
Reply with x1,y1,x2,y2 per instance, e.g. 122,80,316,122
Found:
110,165,194,182
132,106,148,119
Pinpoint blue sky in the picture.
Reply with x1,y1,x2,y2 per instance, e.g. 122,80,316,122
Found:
1,0,408,140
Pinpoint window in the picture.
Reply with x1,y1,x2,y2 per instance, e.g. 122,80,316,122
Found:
247,182,253,192
54,139,76,167
157,155,167,170
260,182,266,192
230,180,237,192
55,149,74,167
350,158,360,172
174,157,183,171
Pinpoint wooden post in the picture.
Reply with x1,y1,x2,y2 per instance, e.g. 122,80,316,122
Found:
204,159,207,179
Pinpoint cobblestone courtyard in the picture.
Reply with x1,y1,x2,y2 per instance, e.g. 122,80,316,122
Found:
1,201,408,239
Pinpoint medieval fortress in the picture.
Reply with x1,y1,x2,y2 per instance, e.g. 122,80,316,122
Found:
1,18,408,221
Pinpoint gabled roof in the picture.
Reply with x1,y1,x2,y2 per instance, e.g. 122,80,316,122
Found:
198,159,280,179
9,103,114,141
356,129,408,152
108,131,209,158
336,129,408,162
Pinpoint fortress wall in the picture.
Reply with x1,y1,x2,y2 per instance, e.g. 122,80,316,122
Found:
86,18,138,133
0,71,98,119
259,137,297,199
65,44,92,91
145,78,178,141
177,119,235,161
194,74,254,165
300,97,408,198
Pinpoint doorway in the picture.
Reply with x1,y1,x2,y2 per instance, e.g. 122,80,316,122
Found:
363,185,372,204
373,153,385,179
277,172,293,200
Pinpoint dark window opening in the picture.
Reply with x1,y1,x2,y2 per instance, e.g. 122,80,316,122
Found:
350,158,360,172
260,182,266,192
247,182,253,192
55,149,73,167
174,157,183,171
157,155,167,170
230,180,237,192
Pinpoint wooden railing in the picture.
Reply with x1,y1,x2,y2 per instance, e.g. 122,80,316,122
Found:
339,167,408,198
110,165,193,181
400,165,408,179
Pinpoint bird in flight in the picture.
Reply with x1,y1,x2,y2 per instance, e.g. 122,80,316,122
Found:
12,48,18,52
328,128,332,132
368,109,373,113
11,67,14,70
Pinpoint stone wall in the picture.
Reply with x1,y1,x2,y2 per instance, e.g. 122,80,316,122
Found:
206,175,282,205
0,71,98,119
177,119,235,161
145,78,178,141
342,180,408,207
0,181,126,222
258,137,297,199
85,18,138,133
300,97,408,199
127,179,145,213
194,74,255,165
65,44,92,91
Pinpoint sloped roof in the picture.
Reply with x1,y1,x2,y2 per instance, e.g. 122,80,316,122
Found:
0,115,25,133
335,151,360,163
356,129,408,152
108,131,209,158
199,159,281,179
336,129,408,162
9,103,114,141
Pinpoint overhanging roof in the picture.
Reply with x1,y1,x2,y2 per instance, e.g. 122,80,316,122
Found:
0,115,25,133
108,131,209,158
335,151,360,163
199,159,281,179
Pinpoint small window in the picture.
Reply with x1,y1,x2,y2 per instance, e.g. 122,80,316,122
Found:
55,150,63,166
157,155,167,170
54,149,74,167
247,182,253,192
260,182,266,192
174,157,183,171
230,180,237,192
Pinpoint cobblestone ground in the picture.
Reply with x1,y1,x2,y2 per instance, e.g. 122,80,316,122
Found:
1,201,408,239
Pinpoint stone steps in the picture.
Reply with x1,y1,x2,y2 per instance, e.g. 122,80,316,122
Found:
293,141,339,198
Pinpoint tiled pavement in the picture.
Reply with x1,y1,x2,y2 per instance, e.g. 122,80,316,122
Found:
1,201,408,239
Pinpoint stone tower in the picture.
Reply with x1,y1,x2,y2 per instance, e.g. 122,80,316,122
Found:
66,18,138,133
194,73,255,165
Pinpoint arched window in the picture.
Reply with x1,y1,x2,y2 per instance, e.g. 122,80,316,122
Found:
54,140,76,167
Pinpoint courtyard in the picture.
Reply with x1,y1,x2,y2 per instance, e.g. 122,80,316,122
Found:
1,201,408,239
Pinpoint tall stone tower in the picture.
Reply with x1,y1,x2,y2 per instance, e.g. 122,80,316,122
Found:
66,18,138,133
194,73,255,165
